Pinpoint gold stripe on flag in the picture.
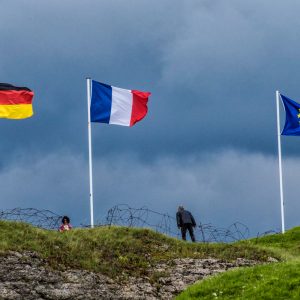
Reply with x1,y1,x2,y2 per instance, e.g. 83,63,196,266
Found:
0,104,33,119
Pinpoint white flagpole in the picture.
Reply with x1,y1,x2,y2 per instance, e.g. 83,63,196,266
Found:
87,78,94,228
276,90,285,234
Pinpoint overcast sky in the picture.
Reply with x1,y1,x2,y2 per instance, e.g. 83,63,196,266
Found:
1,0,300,236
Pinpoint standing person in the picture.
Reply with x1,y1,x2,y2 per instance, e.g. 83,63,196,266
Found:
176,206,196,242
59,216,72,232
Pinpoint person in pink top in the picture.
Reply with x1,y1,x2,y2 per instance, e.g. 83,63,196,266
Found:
59,216,72,232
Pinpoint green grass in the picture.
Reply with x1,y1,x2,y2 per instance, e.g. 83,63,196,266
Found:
177,227,300,299
0,220,273,280
250,227,300,259
176,261,300,300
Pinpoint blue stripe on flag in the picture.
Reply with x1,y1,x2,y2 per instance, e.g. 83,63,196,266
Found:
91,80,112,123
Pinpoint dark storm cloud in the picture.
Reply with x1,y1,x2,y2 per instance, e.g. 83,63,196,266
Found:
3,0,300,160
0,150,298,235
157,0,300,155
1,1,300,234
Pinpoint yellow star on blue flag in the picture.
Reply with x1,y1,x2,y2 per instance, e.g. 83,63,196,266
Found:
281,94,300,136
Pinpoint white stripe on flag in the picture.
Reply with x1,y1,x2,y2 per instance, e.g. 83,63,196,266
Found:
110,86,132,126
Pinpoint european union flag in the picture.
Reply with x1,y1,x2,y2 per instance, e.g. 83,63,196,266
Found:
281,94,300,136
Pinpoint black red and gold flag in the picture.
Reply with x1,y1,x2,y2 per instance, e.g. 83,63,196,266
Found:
0,83,34,119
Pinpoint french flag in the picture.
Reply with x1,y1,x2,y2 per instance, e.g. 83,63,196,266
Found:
90,80,151,127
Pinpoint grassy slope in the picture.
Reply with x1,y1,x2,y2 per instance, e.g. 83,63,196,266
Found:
177,227,300,300
0,220,272,280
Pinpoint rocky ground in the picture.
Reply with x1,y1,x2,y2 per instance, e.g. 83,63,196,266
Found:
0,251,274,300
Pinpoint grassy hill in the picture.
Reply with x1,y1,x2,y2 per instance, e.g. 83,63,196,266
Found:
3,219,299,299
176,227,300,299
0,220,273,281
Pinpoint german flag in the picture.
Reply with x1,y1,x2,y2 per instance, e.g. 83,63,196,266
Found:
0,83,34,119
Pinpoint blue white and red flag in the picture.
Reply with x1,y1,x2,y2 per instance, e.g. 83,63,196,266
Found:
91,80,151,127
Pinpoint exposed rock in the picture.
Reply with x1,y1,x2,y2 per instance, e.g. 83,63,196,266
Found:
267,256,279,263
0,251,259,300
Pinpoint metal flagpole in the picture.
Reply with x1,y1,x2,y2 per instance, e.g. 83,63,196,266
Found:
276,90,285,234
87,78,94,228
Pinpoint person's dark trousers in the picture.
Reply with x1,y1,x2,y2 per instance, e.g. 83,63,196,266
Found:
181,223,196,242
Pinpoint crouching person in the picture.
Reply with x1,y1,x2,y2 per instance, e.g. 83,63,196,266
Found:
59,216,72,232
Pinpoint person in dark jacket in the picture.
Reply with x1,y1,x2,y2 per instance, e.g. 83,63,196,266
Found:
176,206,196,242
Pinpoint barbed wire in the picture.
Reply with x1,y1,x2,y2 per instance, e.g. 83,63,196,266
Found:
0,206,278,242
105,204,177,235
196,222,250,243
256,230,280,239
0,208,62,230
103,204,252,242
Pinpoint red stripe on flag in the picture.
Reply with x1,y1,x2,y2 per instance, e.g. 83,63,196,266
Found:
130,90,151,126
0,90,34,105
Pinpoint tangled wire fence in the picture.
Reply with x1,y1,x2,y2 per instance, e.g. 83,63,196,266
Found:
105,204,176,235
0,208,62,230
105,204,250,242
0,206,277,242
